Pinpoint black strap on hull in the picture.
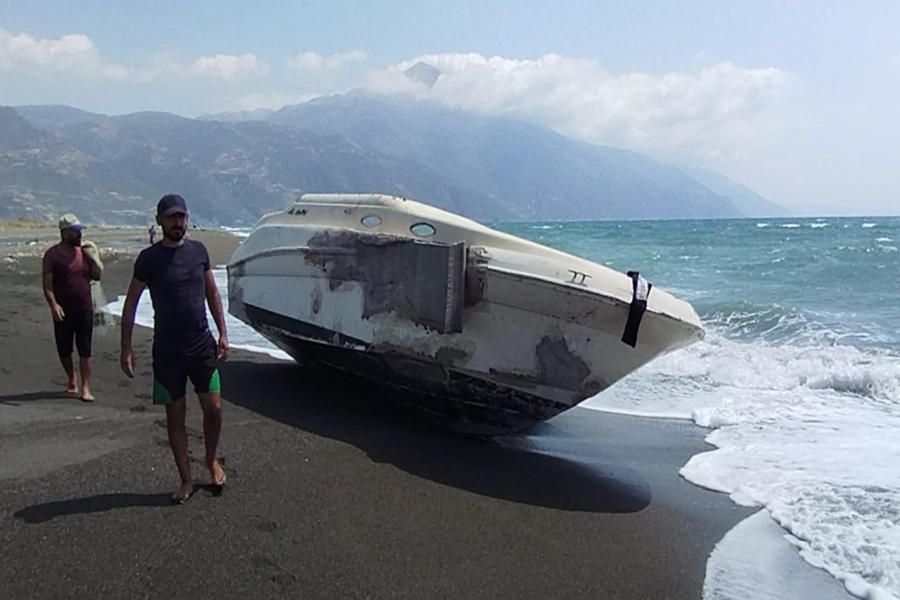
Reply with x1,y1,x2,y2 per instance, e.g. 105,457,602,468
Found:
621,271,652,348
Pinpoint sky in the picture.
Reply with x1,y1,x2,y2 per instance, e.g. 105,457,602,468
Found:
1,0,898,216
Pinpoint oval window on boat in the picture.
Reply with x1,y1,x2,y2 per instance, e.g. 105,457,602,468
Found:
410,222,436,237
361,214,382,228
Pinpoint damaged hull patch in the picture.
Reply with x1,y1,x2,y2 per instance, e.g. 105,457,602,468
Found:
303,230,466,334
536,336,591,390
243,304,576,437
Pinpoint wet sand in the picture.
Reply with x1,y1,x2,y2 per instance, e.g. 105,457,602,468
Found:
0,226,755,599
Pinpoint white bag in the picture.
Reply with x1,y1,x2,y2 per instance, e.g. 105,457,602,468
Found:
82,240,113,332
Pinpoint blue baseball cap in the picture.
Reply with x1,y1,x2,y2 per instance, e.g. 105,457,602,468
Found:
157,194,189,217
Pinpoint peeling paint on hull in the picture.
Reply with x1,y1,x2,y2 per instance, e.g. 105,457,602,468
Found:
243,303,576,437
303,230,467,334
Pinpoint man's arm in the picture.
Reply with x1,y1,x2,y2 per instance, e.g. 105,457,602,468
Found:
41,270,57,307
119,277,146,377
204,269,228,361
41,253,64,321
83,252,102,281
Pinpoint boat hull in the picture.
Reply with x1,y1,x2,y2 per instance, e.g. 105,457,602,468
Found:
228,255,699,437
238,303,580,437
226,193,704,437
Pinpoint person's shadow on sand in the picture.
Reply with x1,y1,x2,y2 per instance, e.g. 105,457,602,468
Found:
217,358,653,514
0,391,72,405
13,485,226,524
14,493,173,523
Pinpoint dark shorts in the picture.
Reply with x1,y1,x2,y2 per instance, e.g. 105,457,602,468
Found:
53,309,93,358
152,337,221,405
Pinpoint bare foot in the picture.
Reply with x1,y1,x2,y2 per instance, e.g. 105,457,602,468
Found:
172,482,195,504
66,381,77,394
206,458,227,486
80,388,95,402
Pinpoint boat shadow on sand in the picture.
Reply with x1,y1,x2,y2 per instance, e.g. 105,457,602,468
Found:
217,357,653,514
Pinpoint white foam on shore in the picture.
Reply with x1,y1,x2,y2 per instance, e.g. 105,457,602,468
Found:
584,329,900,599
102,268,291,361
704,510,855,600
583,330,900,419
683,391,900,599
219,226,252,238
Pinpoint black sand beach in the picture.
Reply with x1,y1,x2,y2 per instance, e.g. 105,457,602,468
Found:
0,224,754,599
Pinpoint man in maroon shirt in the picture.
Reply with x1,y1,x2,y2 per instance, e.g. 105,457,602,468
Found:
42,213,102,401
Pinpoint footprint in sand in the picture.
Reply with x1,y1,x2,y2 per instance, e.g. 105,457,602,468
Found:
251,517,277,533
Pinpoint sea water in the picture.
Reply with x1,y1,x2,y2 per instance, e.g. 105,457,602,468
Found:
104,217,900,600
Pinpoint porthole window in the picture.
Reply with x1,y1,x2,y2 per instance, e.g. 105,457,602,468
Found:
361,214,382,228
410,222,436,237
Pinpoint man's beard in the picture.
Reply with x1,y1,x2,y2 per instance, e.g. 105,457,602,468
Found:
164,227,185,242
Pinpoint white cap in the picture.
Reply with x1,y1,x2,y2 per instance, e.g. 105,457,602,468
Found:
58,213,85,231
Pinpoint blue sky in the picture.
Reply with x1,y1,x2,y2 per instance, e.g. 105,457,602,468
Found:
2,1,899,216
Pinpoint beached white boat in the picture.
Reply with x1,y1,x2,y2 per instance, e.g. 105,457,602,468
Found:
226,193,704,436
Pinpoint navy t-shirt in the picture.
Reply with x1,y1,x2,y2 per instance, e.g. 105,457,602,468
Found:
133,238,213,354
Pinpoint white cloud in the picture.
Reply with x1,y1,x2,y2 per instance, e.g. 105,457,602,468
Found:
365,53,791,162
138,52,268,83
0,29,127,80
189,53,268,81
0,30,266,84
286,50,366,73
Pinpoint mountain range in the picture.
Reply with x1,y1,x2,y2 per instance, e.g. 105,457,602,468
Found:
1,90,789,227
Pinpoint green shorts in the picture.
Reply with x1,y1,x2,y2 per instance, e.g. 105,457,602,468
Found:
152,341,221,405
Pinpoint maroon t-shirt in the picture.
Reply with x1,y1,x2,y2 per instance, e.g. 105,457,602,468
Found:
42,244,93,313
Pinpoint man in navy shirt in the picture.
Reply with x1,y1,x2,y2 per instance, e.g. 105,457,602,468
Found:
119,194,229,503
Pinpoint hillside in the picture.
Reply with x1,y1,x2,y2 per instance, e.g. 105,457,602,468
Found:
4,95,786,226
0,107,156,223
266,93,744,220
684,166,791,217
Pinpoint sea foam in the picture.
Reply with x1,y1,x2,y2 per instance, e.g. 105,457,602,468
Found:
585,325,900,599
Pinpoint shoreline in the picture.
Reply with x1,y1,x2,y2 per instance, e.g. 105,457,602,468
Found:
0,219,242,259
